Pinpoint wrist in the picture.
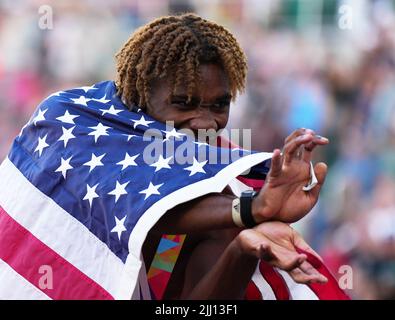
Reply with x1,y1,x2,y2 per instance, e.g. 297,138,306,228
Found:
251,196,263,224
232,231,260,261
251,191,278,224
251,195,270,224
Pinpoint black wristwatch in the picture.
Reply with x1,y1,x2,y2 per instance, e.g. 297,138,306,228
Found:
240,190,258,228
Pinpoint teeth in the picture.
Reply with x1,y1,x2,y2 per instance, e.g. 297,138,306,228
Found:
302,162,318,191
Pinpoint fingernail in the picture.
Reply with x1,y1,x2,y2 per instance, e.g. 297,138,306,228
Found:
315,135,329,142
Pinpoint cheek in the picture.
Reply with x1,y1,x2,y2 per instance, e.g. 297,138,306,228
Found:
146,104,174,124
212,111,229,130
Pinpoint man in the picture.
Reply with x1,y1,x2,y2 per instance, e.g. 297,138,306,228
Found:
0,13,347,300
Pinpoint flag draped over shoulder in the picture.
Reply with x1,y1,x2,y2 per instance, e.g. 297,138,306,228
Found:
0,81,272,300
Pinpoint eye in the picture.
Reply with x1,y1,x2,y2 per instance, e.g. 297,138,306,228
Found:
170,98,199,110
211,100,230,112
171,100,189,108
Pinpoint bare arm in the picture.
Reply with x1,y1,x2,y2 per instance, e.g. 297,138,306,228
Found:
180,232,258,299
151,128,328,235
151,193,236,235
179,222,327,300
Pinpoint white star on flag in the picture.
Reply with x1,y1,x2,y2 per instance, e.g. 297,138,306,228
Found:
76,85,97,93
100,105,123,116
56,110,79,124
117,153,139,170
83,183,99,207
55,156,73,178
123,134,136,142
71,95,91,106
108,181,129,203
139,182,164,200
150,155,172,172
111,215,127,241
91,95,110,104
194,141,209,148
163,128,185,141
34,134,49,157
57,126,76,147
88,123,111,143
132,115,154,129
83,153,106,172
184,158,207,176
32,108,48,126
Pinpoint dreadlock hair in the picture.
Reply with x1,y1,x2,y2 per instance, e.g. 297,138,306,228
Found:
115,13,247,110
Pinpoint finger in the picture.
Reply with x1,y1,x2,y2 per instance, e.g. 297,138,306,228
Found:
299,261,328,283
313,162,328,185
272,250,307,271
284,128,316,144
258,243,275,261
268,149,282,178
295,145,304,160
257,238,307,271
284,128,309,144
302,135,329,162
283,134,315,164
308,162,328,200
289,267,327,284
289,268,316,284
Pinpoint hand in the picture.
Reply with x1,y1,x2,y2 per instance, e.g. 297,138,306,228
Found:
236,221,327,284
253,128,329,223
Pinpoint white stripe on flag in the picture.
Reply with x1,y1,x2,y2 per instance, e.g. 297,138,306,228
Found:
251,264,277,300
227,176,253,196
277,269,319,300
0,157,125,299
0,258,50,300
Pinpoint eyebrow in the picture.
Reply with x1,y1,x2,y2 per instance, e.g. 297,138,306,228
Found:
170,93,232,101
215,93,232,101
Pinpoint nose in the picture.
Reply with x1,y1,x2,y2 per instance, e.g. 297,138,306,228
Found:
188,108,218,132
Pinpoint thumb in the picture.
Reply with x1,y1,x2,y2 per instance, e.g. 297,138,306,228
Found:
314,162,328,185
309,162,327,199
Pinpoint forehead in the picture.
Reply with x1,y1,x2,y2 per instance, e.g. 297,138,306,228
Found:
193,64,230,99
151,64,231,102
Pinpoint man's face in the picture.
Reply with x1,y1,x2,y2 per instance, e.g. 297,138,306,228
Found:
146,63,231,138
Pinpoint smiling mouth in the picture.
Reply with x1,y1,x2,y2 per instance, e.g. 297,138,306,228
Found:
192,129,221,144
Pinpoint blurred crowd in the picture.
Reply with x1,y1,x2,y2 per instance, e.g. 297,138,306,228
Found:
1,0,395,299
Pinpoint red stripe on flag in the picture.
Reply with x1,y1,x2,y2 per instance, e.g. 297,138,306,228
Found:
0,206,114,300
296,247,350,300
236,176,264,190
245,280,263,300
259,261,290,300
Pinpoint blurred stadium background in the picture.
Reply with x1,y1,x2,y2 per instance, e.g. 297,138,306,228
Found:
1,0,395,299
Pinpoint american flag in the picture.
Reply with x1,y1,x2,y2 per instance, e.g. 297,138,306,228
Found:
0,80,272,300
